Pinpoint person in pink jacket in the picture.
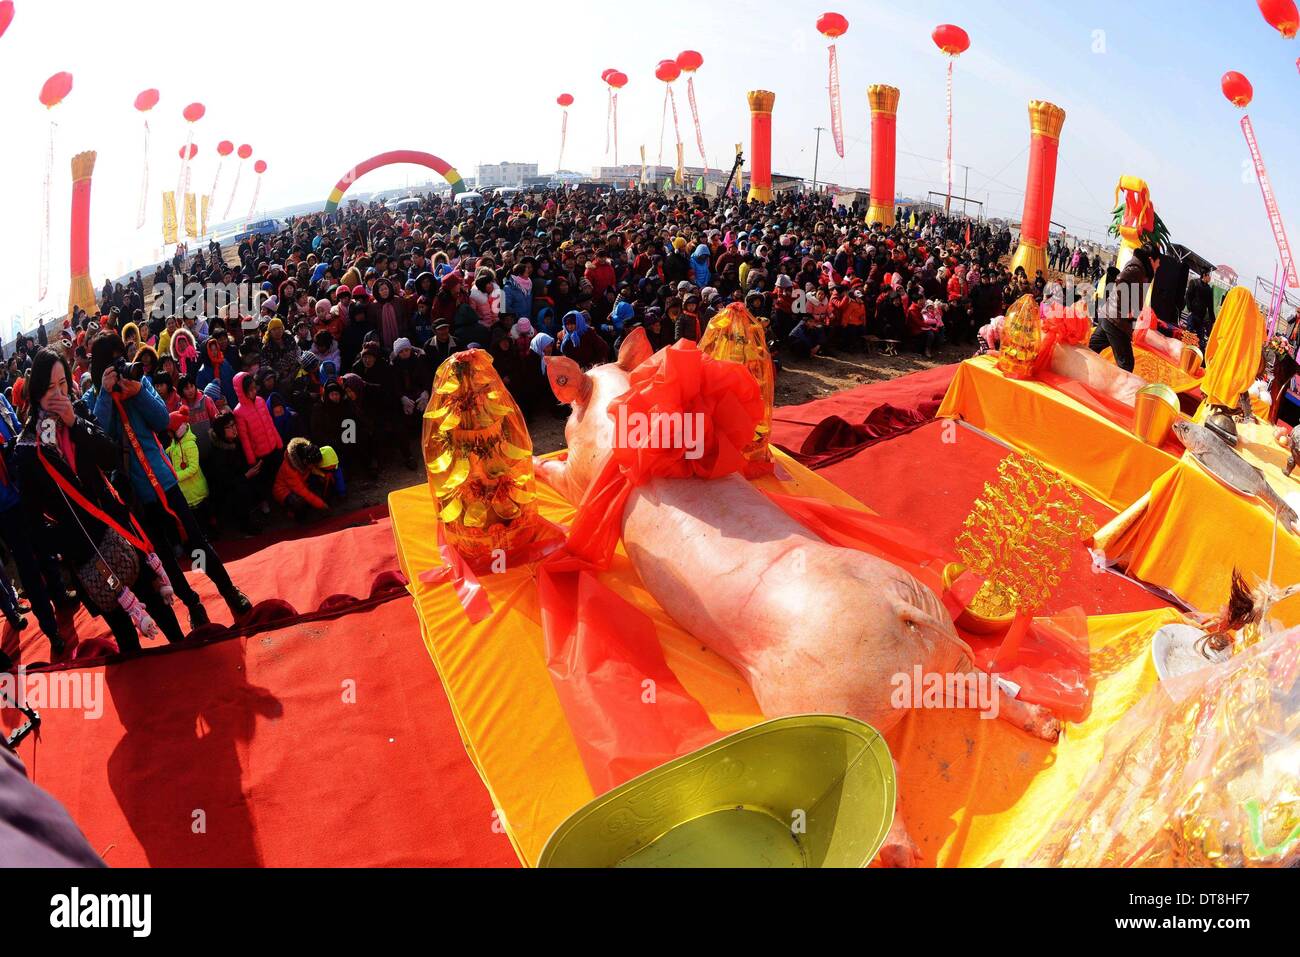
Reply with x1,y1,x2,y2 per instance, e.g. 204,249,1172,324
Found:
232,371,283,512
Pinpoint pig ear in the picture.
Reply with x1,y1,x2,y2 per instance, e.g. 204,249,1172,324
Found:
616,327,654,373
545,356,591,406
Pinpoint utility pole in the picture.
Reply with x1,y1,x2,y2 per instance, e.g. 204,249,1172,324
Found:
811,126,827,194
961,164,970,216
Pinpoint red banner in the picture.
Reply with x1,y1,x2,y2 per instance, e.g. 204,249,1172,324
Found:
137,120,151,230
668,84,682,159
558,110,568,172
687,76,708,174
828,43,845,158
1242,114,1298,288
946,59,954,212
39,122,53,301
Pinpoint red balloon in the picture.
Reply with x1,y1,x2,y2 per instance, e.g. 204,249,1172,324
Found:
1258,0,1299,38
39,72,73,109
607,70,628,89
0,2,13,41
1221,70,1254,107
655,59,681,83
183,102,205,123
556,93,574,107
237,144,253,160
217,140,234,156
677,50,704,72
254,160,267,174
932,23,971,55
134,88,159,112
178,144,198,160
601,68,615,82
816,12,848,38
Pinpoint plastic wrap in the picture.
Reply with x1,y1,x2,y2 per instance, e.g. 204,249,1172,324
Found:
1029,626,1300,866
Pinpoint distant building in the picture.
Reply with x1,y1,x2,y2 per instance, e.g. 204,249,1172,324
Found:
476,162,539,187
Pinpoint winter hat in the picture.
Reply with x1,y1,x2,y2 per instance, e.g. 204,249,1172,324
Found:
167,406,190,435
340,373,365,397
391,337,413,360
202,381,224,403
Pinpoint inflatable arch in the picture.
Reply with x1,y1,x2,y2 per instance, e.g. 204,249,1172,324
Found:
324,150,466,212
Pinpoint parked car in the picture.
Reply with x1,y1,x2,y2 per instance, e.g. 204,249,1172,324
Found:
225,218,285,243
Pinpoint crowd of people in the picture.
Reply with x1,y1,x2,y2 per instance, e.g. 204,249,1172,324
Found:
5,182,1246,663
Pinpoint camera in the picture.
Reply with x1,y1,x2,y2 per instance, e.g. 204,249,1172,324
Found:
111,357,144,392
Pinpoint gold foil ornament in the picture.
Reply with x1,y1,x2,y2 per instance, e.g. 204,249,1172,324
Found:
955,453,1096,617
699,302,775,475
996,294,1043,380
422,349,551,568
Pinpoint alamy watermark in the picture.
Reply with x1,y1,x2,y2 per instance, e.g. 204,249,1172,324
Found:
889,665,1002,720
0,668,103,719
149,277,268,329
614,404,705,460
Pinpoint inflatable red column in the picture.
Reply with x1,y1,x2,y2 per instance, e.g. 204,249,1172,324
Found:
747,90,775,203
68,150,98,317
1010,100,1066,280
866,84,900,226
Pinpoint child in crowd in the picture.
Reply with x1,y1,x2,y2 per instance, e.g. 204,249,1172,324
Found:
272,438,331,522
165,407,213,531
232,371,284,512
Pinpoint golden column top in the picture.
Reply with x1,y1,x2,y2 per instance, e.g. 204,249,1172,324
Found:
867,84,900,115
747,90,775,113
1027,101,1066,141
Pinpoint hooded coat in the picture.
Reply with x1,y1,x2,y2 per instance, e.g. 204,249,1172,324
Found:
557,310,609,369
232,371,283,465
690,244,712,287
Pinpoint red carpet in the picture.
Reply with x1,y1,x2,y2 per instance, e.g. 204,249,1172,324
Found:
773,367,1168,618
4,586,517,868
772,364,958,468
2,512,407,670
1,510,518,867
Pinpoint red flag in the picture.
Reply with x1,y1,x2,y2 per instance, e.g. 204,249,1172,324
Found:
964,222,971,247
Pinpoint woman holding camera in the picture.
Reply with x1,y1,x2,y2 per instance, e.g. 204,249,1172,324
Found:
15,349,185,653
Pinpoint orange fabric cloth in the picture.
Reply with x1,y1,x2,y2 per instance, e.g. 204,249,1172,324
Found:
1100,342,1203,393
937,355,1178,510
390,472,1181,866
1092,445,1300,628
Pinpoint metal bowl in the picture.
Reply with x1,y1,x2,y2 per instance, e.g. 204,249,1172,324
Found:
538,715,896,868
1132,383,1180,446
942,562,1015,635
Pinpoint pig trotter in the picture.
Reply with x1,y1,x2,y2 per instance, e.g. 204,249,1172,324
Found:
878,809,922,868
998,692,1062,742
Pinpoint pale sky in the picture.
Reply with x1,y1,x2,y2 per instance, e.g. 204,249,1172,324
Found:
3,0,1298,334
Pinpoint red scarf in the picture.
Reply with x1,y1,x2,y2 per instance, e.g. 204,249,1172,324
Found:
36,444,154,554
111,394,187,542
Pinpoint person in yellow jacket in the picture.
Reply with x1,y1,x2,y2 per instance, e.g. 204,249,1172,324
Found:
1196,286,1266,423
165,407,212,527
